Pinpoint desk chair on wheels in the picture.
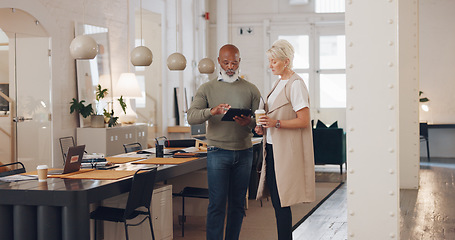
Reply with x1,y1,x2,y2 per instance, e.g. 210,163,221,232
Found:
90,167,157,240
123,142,143,153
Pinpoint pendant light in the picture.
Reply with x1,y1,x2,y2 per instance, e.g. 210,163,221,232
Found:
131,0,153,66
167,0,187,71
198,58,215,74
69,0,98,59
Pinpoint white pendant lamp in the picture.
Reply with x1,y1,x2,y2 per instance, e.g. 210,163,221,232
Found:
167,0,187,71
198,58,215,74
131,0,153,66
131,46,153,66
167,52,187,70
70,35,98,59
69,1,98,60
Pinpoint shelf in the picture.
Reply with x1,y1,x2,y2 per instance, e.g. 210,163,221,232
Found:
167,126,190,133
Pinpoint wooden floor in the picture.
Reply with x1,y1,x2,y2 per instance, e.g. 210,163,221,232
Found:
293,158,455,240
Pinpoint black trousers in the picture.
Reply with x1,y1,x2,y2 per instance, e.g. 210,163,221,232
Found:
265,144,293,240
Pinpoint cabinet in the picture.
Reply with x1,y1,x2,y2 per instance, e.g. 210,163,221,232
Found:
152,184,173,240
77,124,147,156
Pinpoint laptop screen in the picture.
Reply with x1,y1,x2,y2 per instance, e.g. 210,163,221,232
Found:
191,122,206,139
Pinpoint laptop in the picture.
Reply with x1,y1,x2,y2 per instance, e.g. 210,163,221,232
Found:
48,145,86,175
191,122,207,141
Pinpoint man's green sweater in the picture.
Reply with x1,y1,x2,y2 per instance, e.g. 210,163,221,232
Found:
187,78,261,150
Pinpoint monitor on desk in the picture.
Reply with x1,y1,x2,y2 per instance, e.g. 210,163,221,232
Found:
191,121,206,140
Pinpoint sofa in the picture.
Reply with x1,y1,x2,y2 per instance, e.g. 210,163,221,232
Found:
312,120,347,174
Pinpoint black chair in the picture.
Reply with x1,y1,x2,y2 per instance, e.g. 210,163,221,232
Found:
59,136,75,163
420,122,430,161
0,162,26,177
123,142,143,153
90,167,157,240
172,187,209,237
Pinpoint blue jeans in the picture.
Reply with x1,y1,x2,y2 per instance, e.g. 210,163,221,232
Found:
206,146,253,240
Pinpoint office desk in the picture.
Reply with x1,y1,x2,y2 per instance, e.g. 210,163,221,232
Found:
0,157,206,240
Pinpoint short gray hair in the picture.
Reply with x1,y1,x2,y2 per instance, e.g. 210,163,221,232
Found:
266,39,295,69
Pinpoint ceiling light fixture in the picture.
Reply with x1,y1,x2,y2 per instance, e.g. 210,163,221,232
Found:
69,0,98,59
198,57,215,74
131,0,153,66
167,0,187,71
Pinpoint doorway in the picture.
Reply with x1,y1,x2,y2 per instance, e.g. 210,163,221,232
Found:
0,8,52,170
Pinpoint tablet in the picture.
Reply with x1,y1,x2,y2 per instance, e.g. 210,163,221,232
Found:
221,108,253,121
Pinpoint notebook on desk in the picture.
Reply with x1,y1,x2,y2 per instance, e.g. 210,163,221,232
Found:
48,145,85,175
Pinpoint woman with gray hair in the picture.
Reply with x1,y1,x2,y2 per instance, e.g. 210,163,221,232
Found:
255,39,316,240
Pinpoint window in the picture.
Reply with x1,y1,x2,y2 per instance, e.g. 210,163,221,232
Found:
315,0,345,13
320,74,346,108
278,33,346,108
319,35,345,69
279,35,310,69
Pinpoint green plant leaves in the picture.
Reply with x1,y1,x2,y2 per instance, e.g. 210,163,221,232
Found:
118,96,127,114
69,98,94,118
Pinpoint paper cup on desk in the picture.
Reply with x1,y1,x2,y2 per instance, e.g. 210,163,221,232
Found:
38,181,48,190
255,109,266,126
37,165,48,182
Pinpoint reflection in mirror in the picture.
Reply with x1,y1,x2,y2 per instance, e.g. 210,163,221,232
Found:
74,23,113,127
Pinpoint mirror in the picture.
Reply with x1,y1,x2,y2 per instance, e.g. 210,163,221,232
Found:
74,23,113,127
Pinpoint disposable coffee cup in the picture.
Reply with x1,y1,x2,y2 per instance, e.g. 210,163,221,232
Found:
255,109,266,126
37,165,48,182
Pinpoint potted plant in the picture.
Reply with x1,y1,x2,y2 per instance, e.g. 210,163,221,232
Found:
103,97,127,127
70,84,127,128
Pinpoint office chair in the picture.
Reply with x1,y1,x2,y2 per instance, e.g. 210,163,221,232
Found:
420,122,430,161
123,142,143,153
0,162,26,177
59,136,75,164
90,167,157,240
172,187,209,237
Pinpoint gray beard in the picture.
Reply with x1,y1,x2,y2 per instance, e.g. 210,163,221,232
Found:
220,68,239,83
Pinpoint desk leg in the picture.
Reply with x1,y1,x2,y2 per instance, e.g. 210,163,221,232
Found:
38,206,61,240
14,205,37,240
62,202,90,240
0,205,13,240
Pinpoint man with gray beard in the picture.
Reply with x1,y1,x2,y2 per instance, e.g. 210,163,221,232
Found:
187,44,261,240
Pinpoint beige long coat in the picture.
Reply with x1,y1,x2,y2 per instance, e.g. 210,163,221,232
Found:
256,73,316,207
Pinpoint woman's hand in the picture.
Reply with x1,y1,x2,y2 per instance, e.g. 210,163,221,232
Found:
257,115,277,129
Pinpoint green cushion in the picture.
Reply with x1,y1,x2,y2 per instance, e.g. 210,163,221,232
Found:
329,121,338,128
316,120,327,128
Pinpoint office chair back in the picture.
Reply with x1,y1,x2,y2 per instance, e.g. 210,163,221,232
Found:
124,167,157,219
0,162,26,177
420,122,429,139
123,142,142,153
60,136,75,164
420,122,431,161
